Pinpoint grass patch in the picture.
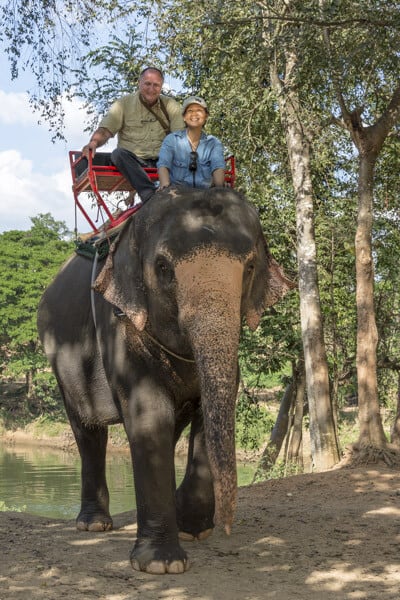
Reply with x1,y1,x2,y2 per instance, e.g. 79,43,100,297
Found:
27,415,70,438
108,424,129,447
0,500,25,512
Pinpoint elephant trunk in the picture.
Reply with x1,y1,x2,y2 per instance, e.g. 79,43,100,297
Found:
176,252,243,534
194,328,239,534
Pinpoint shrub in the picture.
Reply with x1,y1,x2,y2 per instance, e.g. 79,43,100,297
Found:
235,390,274,451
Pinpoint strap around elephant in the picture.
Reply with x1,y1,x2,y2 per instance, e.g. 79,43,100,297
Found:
143,329,195,363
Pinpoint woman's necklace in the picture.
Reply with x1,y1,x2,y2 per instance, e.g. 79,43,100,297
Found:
187,131,200,152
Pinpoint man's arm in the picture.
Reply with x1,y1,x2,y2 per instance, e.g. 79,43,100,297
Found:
82,127,113,159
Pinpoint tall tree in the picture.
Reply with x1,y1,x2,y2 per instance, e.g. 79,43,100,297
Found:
152,0,400,461
319,2,400,452
260,1,340,469
350,87,400,449
0,215,73,398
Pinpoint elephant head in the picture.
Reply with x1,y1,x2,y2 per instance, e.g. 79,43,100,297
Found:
94,187,294,533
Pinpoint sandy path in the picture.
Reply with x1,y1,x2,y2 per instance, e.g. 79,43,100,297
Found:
1,464,400,600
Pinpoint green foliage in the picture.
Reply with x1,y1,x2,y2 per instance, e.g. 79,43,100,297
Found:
31,371,64,418
337,407,359,451
239,358,291,390
0,500,25,513
150,0,400,414
0,214,74,394
255,459,302,483
0,0,136,139
28,415,68,438
75,30,165,126
235,391,274,451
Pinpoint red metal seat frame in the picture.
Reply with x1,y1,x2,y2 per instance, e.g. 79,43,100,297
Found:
69,151,236,234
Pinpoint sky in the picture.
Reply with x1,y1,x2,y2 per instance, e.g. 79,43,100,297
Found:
0,53,117,235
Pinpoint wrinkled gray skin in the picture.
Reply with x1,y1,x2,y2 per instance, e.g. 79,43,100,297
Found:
37,187,293,575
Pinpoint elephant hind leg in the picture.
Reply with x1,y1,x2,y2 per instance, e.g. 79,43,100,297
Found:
68,412,113,531
176,408,215,540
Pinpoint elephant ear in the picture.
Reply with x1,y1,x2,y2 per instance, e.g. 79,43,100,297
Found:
245,234,296,331
93,227,148,331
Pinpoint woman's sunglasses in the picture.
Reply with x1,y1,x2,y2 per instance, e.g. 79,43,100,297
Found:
189,151,198,172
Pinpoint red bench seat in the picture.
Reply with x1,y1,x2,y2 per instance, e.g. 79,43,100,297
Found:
69,151,236,234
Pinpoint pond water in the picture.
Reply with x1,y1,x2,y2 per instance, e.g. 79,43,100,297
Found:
0,443,256,519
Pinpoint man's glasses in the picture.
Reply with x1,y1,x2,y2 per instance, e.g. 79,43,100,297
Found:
189,151,198,172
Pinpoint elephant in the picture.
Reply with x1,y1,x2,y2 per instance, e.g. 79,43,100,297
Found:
37,186,293,575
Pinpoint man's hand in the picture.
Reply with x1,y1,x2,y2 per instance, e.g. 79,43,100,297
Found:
82,141,97,160
81,127,112,159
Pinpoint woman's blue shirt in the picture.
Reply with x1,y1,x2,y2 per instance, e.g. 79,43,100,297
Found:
157,129,226,188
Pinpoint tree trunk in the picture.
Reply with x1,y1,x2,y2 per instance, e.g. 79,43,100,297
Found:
26,370,34,399
355,155,387,447
268,52,340,471
336,88,400,449
323,28,400,449
287,363,306,465
252,370,296,481
253,357,306,480
390,372,400,446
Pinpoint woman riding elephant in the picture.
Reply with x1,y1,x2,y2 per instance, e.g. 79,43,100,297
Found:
157,96,226,190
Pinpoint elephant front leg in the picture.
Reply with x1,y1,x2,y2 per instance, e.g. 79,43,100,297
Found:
176,407,215,541
69,415,112,532
125,393,189,574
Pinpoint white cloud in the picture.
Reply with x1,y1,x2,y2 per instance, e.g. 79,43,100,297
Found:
63,96,96,146
0,88,92,142
0,149,87,233
0,90,39,126
0,89,117,233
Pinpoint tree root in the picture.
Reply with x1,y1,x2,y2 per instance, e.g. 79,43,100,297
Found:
339,443,400,468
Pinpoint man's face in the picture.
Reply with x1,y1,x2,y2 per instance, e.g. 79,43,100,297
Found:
139,70,163,106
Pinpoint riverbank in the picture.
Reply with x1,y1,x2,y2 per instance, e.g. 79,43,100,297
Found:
0,423,261,464
1,426,78,451
0,380,264,461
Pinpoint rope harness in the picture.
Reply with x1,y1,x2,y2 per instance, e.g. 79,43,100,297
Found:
141,329,196,364
85,243,195,364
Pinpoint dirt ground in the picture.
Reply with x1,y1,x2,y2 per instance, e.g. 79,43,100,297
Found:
2,462,400,600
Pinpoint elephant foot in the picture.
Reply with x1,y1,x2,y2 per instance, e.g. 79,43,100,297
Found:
176,483,215,541
179,528,213,541
130,538,190,574
176,508,214,541
76,510,113,532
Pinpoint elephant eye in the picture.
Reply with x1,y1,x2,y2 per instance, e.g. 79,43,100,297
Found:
245,252,257,275
246,262,255,274
157,259,168,272
155,257,174,284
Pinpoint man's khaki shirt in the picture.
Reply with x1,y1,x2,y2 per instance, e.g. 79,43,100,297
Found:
99,92,184,160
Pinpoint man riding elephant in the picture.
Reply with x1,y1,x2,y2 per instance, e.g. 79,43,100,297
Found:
81,67,184,204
